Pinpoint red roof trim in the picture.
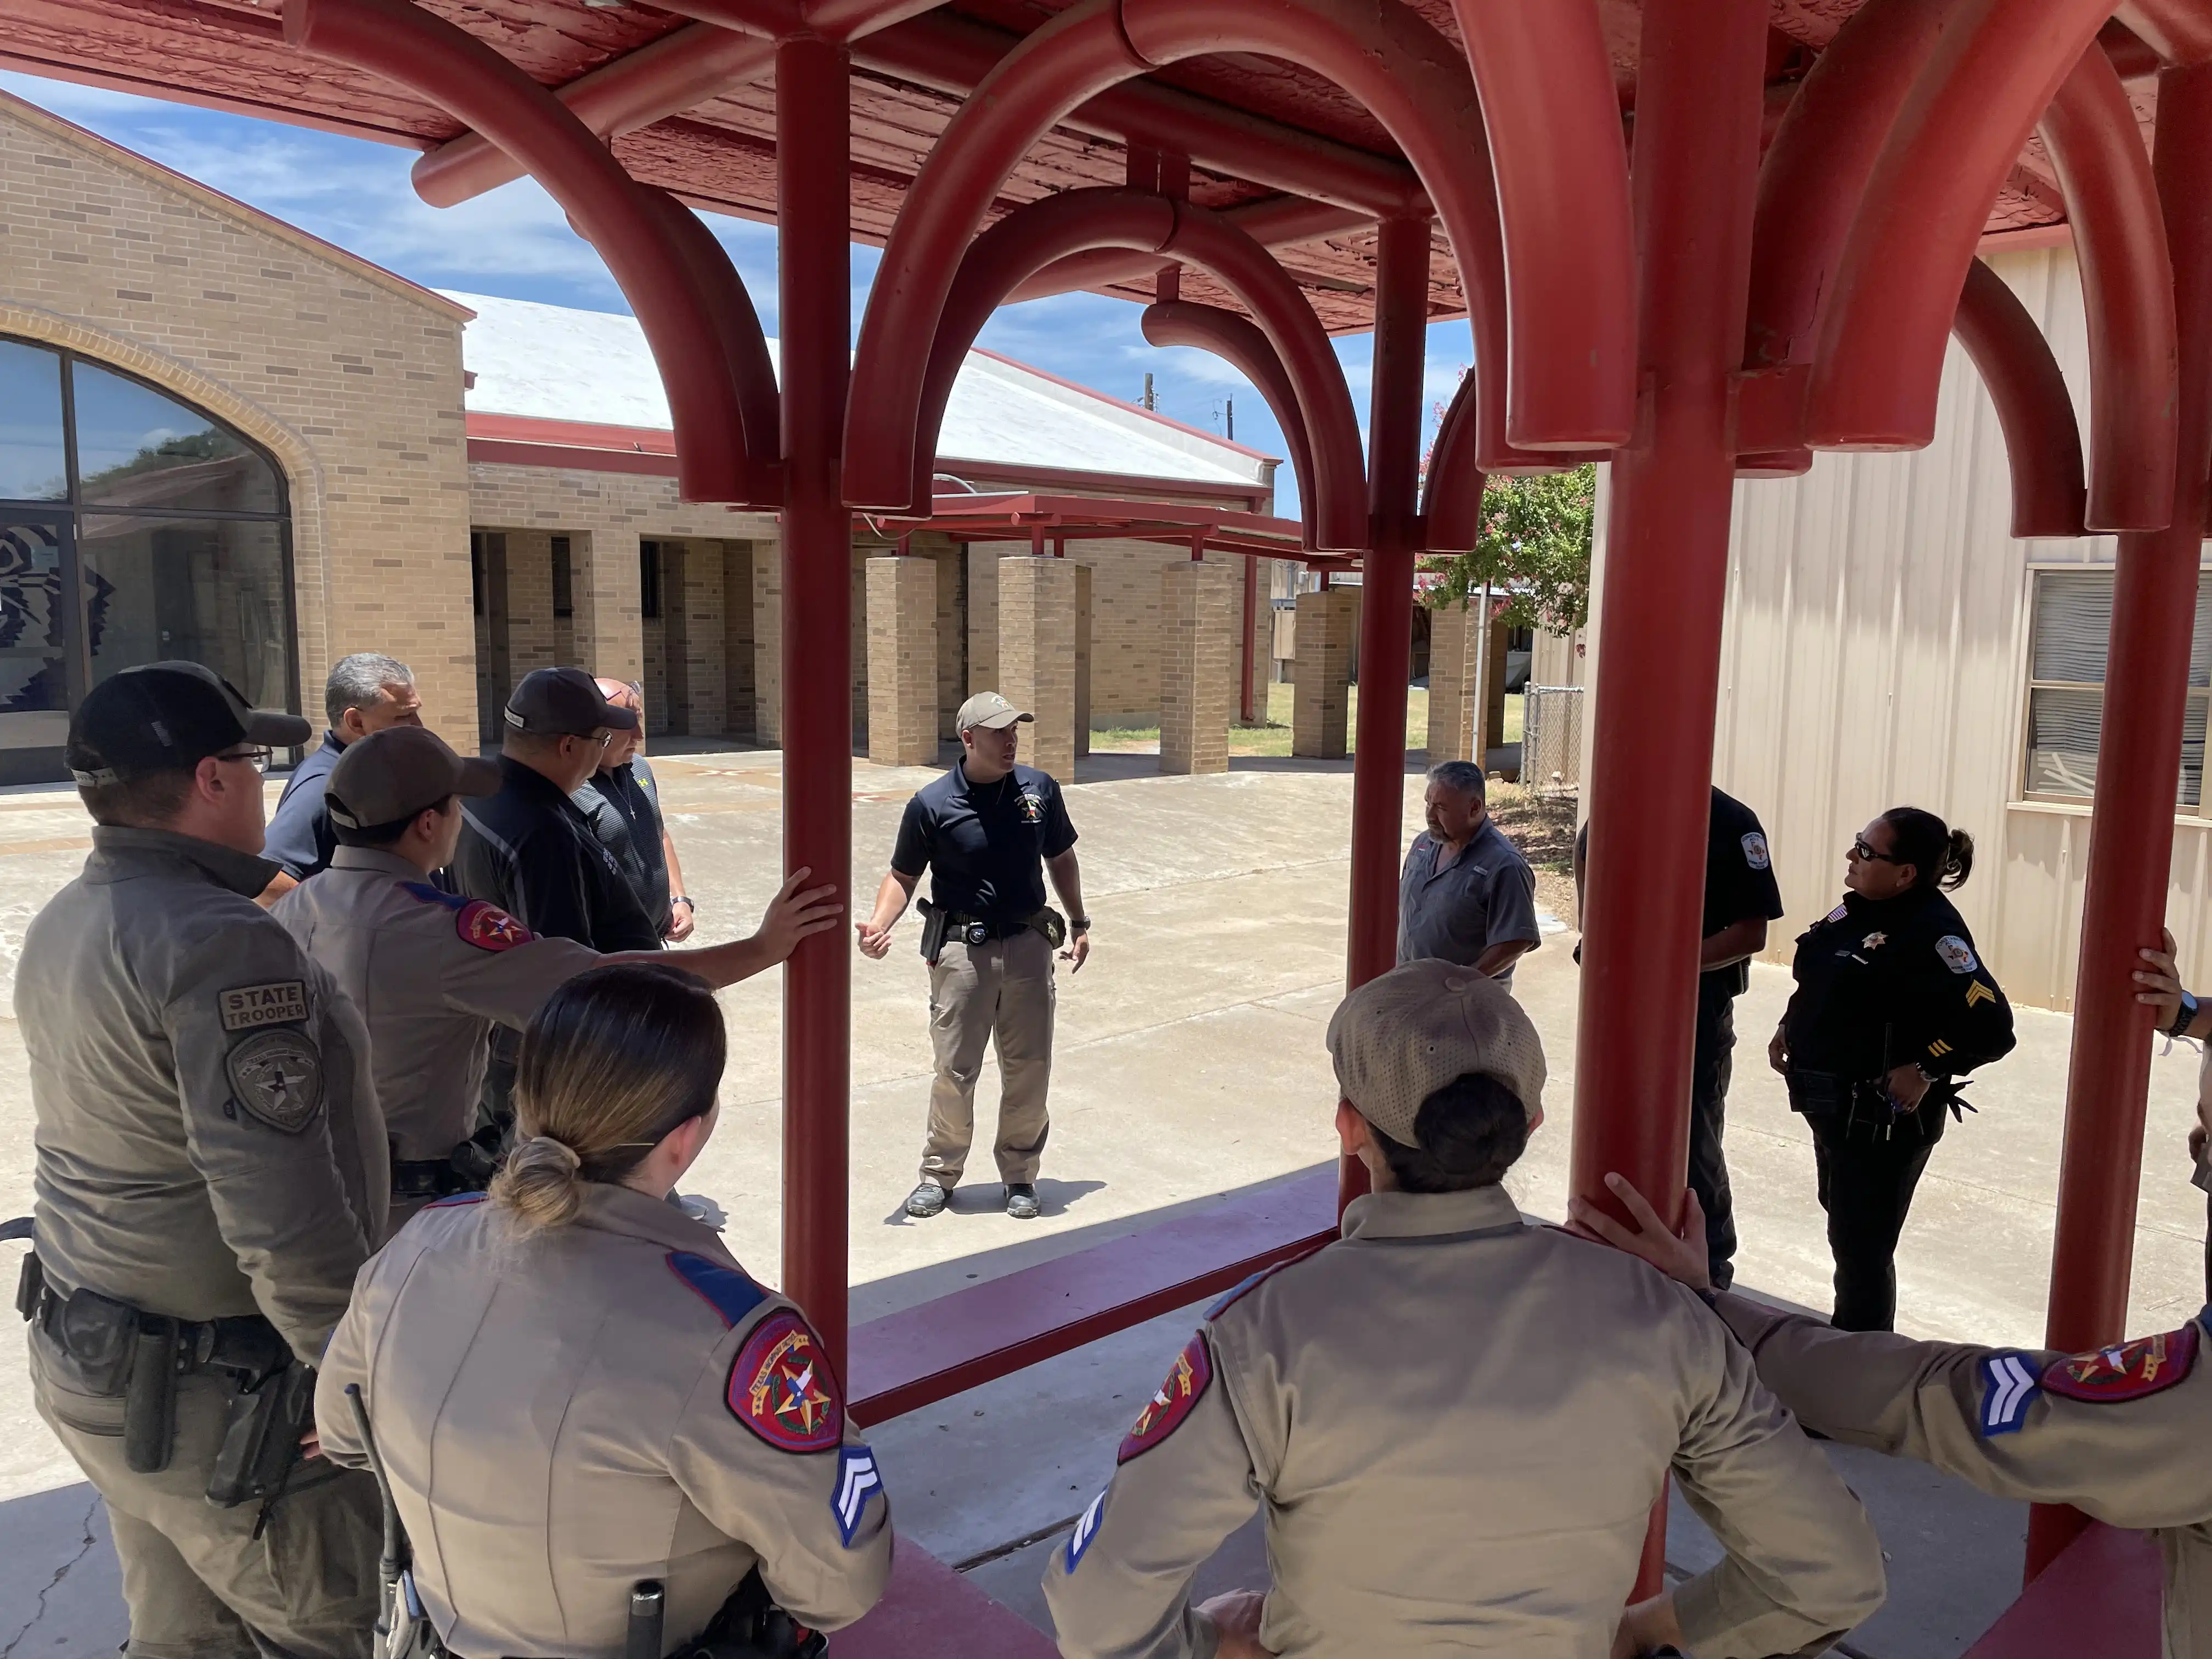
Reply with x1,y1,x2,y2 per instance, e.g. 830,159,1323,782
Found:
1978,223,2073,255
967,345,1277,463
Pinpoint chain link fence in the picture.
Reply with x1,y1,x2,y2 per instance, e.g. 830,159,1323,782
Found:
1521,686,1584,798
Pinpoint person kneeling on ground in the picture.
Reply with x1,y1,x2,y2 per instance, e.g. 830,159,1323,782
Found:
1574,1175,2212,1659
316,965,892,1655
1042,958,1886,1659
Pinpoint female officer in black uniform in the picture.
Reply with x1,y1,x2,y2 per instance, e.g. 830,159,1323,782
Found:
1769,806,2016,1331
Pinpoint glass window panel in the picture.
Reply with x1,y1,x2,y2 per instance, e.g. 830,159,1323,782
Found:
82,515,291,710
2031,571,2114,684
0,341,67,502
72,360,280,515
2183,695,2210,809
2192,585,2212,689
2027,686,2103,797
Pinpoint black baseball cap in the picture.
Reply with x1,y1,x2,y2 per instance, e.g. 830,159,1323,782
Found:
66,661,312,787
503,667,640,738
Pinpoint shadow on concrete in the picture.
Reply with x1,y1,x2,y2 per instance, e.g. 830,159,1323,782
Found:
874,1179,1109,1228
0,1480,124,1659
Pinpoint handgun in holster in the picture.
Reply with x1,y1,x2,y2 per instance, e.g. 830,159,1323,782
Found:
661,1567,826,1659
207,1357,316,1512
916,897,950,967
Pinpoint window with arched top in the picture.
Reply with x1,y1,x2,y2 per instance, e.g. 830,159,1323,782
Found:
0,335,296,782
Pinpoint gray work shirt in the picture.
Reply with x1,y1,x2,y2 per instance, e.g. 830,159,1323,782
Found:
273,847,597,1165
1396,819,1541,978
20,826,386,1363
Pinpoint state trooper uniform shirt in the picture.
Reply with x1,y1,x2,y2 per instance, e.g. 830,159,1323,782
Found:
273,846,599,1162
892,760,1076,923
1701,787,1784,998
1043,1184,1886,1659
1715,1293,2212,1658
20,826,385,1361
1783,884,2016,1084
317,1185,893,1656
452,754,661,953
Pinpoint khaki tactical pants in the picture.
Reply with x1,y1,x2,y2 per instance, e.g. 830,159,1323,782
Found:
921,928,1054,1187
30,1331,381,1659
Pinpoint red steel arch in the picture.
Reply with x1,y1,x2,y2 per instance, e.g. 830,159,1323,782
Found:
1952,259,2091,537
1141,301,1319,548
284,0,772,504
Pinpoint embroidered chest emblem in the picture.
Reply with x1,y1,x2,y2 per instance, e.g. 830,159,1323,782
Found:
2041,1321,2200,1404
1118,1332,1212,1463
728,1310,843,1452
1861,932,1887,950
1018,791,1045,824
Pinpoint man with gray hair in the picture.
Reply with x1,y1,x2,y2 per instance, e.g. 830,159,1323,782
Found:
1397,758,1539,983
262,651,422,893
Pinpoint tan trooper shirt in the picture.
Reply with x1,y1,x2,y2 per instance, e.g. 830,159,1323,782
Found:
316,1185,893,1657
1716,1292,2212,1659
272,847,597,1161
1043,1184,1886,1659
20,826,386,1363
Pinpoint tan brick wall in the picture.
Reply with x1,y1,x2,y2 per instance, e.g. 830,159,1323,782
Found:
1074,562,1092,760
1294,588,1357,759
0,96,476,753
866,555,939,765
1426,599,1477,761
1160,560,1234,775
997,556,1077,778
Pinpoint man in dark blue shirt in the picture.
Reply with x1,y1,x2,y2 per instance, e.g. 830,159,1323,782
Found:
259,651,421,897
858,691,1087,1221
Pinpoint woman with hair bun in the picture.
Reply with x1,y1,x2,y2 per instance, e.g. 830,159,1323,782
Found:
313,964,890,1657
1769,806,2017,1332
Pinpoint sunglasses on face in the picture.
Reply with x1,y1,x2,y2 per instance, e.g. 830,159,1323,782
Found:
216,747,272,774
1849,836,1901,864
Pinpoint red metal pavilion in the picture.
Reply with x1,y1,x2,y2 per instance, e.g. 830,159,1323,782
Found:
8,0,2209,1644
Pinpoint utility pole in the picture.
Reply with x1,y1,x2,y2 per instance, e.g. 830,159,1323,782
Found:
1143,371,1155,410
1227,396,1235,440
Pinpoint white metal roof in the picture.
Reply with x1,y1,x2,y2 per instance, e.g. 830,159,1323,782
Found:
441,290,1272,492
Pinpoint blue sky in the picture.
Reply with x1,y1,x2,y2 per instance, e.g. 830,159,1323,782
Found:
0,70,1473,519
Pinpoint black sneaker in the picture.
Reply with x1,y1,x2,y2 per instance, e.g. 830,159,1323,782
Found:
904,1181,949,1218
1005,1183,1040,1221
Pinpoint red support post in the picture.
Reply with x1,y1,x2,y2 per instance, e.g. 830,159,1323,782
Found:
2029,60,2212,1578
777,32,854,1375
1570,0,1768,1598
1342,213,1430,1209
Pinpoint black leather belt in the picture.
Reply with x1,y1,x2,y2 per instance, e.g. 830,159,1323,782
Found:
393,1159,486,1201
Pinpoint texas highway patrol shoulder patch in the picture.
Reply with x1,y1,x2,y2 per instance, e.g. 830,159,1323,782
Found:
1118,1331,1212,1464
458,900,533,952
2041,1321,2199,1404
224,1028,324,1133
1978,1352,2041,1436
728,1308,844,1453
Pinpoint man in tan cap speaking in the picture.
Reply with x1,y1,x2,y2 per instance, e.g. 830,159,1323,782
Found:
857,690,1088,1223
1043,958,1887,1659
274,725,839,1226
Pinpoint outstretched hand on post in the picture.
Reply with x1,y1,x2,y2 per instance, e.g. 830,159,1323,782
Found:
1566,1174,1713,1294
2135,926,2188,1030
754,867,843,963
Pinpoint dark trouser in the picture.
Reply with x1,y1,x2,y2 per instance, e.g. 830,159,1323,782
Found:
1811,1116,1938,1333
1689,979,1739,1291
2203,1187,2211,1306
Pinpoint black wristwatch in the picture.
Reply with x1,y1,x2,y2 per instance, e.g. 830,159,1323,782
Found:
672,895,695,912
1070,915,1091,934
2171,989,2199,1040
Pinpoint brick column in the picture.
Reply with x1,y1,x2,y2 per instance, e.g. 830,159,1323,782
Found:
678,539,726,737
1075,561,1092,760
1426,598,1477,761
751,537,782,747
966,543,1000,695
1160,558,1235,775
997,555,1077,778
934,540,964,743
724,541,756,740
573,528,644,689
1292,587,1356,758
865,554,940,765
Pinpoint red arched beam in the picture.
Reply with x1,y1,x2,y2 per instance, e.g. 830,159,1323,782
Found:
2038,43,2179,531
637,187,781,486
1421,379,1486,552
2117,0,2212,66
1953,259,2091,537
1743,0,1956,370
905,189,1366,550
1806,0,2121,450
1446,0,1634,455
1141,301,1319,548
285,0,769,504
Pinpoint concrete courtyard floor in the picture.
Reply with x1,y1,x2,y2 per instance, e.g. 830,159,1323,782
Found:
2,742,2206,1656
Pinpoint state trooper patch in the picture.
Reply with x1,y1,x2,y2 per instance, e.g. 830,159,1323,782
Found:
728,1309,844,1453
1978,1352,2040,1436
1064,1489,1106,1573
1936,935,1979,974
2042,1322,2199,1404
1740,831,1770,871
224,1028,324,1133
1118,1332,1212,1464
219,980,308,1032
458,900,533,952
832,1444,883,1547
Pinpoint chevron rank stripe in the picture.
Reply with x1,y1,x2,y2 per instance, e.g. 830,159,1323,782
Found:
1980,1351,2040,1436
833,1444,883,1547
1065,1489,1107,1574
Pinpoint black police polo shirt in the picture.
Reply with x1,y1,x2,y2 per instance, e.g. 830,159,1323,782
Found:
1703,786,1785,995
891,760,1077,923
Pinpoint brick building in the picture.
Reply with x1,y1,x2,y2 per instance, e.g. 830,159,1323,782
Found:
0,87,1282,783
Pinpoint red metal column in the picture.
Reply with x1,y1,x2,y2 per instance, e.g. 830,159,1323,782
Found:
1569,0,1767,1596
777,32,854,1374
2030,60,2212,1578
1342,213,1429,1210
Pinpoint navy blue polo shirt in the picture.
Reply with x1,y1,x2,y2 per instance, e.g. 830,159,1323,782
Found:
891,761,1077,923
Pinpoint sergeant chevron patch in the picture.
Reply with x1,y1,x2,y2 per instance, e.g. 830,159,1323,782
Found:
1978,1352,2040,1436
1065,1490,1106,1573
833,1444,882,1547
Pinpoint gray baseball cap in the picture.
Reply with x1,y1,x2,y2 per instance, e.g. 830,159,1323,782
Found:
956,691,1032,731
1325,958,1547,1143
326,726,500,831
504,667,640,738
